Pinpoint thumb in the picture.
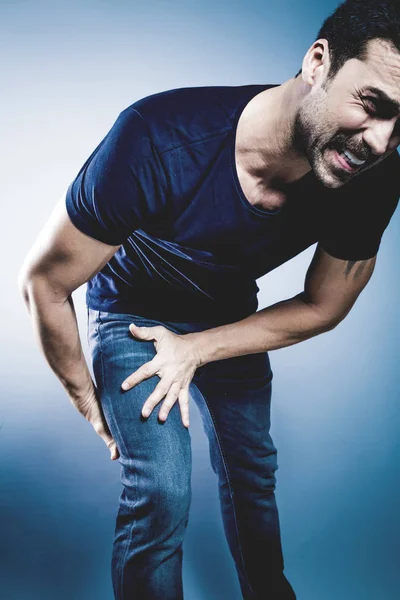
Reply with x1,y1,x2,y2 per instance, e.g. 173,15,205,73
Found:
106,438,120,461
129,323,158,341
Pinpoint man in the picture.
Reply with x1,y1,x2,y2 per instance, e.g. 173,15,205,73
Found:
18,0,400,598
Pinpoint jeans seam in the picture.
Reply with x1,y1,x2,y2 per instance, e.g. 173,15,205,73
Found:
191,381,255,597
96,310,137,599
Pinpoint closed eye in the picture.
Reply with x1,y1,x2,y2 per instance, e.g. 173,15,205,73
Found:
360,95,396,119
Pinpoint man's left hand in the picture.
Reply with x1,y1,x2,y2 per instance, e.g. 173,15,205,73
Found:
120,324,201,428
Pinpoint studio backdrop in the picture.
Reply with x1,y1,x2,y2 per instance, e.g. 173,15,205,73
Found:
2,1,399,599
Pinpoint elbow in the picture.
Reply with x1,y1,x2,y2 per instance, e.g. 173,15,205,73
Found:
326,303,355,331
320,309,350,333
18,252,39,303
18,271,43,312
324,318,340,332
18,269,70,310
18,268,32,307
298,294,346,333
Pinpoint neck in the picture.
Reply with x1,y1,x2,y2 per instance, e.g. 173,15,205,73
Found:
238,78,312,187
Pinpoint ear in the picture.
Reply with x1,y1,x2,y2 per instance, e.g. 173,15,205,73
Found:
301,39,331,87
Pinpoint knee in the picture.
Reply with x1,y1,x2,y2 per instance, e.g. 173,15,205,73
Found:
253,457,278,493
153,472,192,514
232,456,278,497
120,463,191,519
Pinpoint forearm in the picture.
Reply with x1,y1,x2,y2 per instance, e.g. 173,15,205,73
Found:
19,275,95,413
190,292,336,366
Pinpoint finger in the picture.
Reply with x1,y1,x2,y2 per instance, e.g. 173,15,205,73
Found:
178,387,190,428
121,357,159,390
141,379,174,418
129,323,164,341
158,382,182,422
93,419,120,460
84,392,121,460
107,440,120,461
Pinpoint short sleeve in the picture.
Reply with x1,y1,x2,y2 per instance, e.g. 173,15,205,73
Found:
65,107,162,245
318,150,400,261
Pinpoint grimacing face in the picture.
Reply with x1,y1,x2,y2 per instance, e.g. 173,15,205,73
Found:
294,38,400,188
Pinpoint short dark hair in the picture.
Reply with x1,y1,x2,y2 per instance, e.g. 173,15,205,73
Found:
296,0,400,79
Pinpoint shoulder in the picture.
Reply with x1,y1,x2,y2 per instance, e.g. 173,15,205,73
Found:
120,84,270,154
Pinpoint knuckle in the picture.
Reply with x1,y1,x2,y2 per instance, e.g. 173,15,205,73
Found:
166,387,180,402
148,389,166,406
142,363,153,378
145,396,158,408
154,383,170,399
179,390,189,403
163,396,177,408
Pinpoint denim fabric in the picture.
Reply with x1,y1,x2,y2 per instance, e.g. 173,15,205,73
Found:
87,308,296,600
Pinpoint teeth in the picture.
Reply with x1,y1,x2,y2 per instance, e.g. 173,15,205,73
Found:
343,150,366,166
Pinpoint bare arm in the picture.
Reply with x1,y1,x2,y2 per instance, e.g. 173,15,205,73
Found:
18,193,122,458
191,243,376,364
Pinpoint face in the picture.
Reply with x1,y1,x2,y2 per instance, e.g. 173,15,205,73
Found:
294,38,400,188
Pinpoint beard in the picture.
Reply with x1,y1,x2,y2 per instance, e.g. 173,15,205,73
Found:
293,86,374,188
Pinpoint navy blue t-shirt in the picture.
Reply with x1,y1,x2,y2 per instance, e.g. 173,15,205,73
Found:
65,84,400,323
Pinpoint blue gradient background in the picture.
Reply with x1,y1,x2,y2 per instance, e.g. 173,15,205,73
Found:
3,1,399,598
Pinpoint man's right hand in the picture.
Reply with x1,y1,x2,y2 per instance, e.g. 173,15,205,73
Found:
81,388,120,461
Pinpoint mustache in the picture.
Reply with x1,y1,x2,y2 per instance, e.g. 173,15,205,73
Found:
329,135,372,163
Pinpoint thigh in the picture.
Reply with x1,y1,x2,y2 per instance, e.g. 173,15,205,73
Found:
87,308,192,494
193,352,278,487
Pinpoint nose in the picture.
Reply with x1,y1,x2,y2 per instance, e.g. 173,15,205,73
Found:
363,118,399,156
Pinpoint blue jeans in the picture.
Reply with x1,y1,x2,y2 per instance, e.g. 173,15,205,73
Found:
87,308,296,600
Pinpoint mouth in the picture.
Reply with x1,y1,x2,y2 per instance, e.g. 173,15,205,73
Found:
332,149,367,173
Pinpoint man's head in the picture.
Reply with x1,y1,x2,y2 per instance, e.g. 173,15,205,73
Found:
294,0,400,188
